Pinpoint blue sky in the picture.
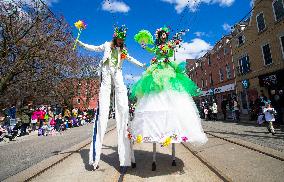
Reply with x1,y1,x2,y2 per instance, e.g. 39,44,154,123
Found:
40,0,252,84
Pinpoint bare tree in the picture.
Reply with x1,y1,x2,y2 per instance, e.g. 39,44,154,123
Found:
0,0,78,107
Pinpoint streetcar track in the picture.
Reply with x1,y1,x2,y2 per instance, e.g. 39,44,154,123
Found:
24,126,117,182
181,143,232,182
204,131,284,161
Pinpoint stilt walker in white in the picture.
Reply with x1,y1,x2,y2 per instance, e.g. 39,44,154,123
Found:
77,25,145,170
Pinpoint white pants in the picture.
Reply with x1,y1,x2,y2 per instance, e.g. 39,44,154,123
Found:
89,65,131,167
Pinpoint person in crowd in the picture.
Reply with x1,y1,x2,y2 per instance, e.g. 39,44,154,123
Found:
211,102,218,121
263,103,276,135
204,107,209,121
38,107,46,128
20,103,32,136
233,98,240,122
270,90,283,126
31,108,39,131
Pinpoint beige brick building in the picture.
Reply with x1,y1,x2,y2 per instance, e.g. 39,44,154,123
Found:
232,0,284,114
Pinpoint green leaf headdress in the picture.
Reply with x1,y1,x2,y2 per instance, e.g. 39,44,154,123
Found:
113,25,127,40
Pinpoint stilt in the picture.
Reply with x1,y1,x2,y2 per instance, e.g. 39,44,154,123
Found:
130,141,136,168
172,143,176,166
152,143,157,171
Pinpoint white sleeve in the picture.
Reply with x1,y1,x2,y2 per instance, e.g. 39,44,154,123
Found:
78,41,105,52
126,54,144,68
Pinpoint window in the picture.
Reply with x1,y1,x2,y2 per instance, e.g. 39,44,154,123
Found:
208,55,211,65
238,35,245,45
77,98,81,104
217,51,220,60
273,0,284,21
205,79,208,87
256,13,266,32
280,35,284,58
200,61,204,70
262,44,273,65
209,73,213,85
238,55,251,74
219,69,224,82
201,79,204,88
224,47,228,55
226,64,232,79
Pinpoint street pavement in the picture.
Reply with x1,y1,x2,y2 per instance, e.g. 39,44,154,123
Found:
201,120,284,152
0,120,115,181
2,119,284,182
31,128,222,182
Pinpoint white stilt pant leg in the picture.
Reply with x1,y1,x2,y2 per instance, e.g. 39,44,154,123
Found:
89,66,111,168
113,69,131,166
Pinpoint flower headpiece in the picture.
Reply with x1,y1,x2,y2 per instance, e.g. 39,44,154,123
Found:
155,26,171,39
113,25,128,40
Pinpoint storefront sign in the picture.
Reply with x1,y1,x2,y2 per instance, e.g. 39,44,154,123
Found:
259,74,277,87
200,83,235,97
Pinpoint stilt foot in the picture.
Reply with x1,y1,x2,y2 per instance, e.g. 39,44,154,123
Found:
172,160,177,166
152,162,156,171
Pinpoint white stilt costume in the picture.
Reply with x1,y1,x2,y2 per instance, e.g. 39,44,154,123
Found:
78,28,144,168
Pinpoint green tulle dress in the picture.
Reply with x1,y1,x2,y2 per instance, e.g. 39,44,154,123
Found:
130,44,200,100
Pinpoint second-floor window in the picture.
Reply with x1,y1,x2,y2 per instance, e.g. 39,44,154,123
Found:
226,64,232,79
209,73,213,85
224,47,229,55
273,0,284,21
219,69,224,82
256,13,266,32
238,55,251,74
208,55,211,65
262,44,273,65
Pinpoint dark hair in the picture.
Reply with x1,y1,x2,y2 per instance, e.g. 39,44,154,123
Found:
155,30,168,46
111,37,125,50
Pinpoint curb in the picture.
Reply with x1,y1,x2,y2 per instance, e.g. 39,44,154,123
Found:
4,124,116,182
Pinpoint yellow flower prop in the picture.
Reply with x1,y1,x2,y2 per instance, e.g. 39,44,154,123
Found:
162,137,172,147
136,135,143,143
73,20,87,50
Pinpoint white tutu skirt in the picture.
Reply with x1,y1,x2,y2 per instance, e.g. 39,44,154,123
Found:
129,90,208,146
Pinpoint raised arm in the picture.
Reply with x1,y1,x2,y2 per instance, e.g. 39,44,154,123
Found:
126,54,145,68
77,40,105,52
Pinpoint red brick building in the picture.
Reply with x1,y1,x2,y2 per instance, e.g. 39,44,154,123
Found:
72,78,99,110
187,35,236,111
60,78,99,110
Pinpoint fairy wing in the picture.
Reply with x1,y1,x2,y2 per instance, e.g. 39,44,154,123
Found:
134,30,154,45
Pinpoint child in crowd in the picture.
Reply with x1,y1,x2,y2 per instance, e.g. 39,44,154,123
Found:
263,103,276,135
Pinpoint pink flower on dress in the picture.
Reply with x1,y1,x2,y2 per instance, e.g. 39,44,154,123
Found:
182,136,188,142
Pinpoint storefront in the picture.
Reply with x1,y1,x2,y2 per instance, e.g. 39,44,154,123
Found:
258,69,284,95
200,83,236,112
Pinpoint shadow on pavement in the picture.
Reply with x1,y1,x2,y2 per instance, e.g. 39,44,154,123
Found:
79,145,185,178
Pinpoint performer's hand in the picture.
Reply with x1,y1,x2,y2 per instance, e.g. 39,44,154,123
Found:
141,43,146,49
